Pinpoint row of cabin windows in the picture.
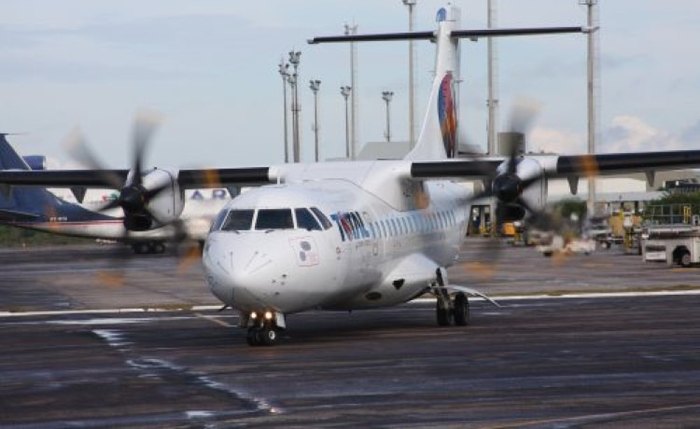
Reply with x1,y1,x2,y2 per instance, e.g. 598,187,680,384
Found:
368,209,457,240
213,207,332,232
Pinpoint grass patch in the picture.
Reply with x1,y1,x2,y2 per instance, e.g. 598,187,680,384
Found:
0,225,95,247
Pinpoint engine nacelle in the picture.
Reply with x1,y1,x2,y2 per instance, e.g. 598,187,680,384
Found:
493,157,547,221
138,168,185,226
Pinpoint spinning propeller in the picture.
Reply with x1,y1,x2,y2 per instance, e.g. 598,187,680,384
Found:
66,112,188,244
463,99,553,232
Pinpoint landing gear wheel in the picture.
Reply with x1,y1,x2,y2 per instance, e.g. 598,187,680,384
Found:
132,242,150,254
246,324,279,346
260,327,278,346
680,251,692,268
453,292,470,326
246,327,260,346
153,242,165,254
436,299,452,326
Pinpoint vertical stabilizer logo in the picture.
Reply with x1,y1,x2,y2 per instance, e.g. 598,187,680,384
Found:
438,72,456,158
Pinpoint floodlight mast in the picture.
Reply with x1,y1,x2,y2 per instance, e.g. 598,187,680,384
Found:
340,86,352,159
309,79,321,162
382,91,394,142
579,0,600,214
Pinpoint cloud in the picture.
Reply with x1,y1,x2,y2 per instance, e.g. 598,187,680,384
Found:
601,115,683,153
529,126,584,154
529,115,700,156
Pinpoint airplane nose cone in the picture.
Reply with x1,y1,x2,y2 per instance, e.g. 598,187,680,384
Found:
203,232,320,312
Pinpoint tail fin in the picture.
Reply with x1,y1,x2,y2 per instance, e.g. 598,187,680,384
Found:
307,5,585,162
0,135,59,216
405,6,461,161
0,134,31,170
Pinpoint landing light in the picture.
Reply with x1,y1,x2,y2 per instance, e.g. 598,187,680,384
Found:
250,312,258,320
264,311,273,320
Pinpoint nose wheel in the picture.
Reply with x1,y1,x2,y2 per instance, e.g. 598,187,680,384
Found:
246,324,278,346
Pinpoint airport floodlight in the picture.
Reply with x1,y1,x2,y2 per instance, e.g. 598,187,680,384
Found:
382,91,394,142
309,79,321,93
287,51,302,162
309,80,321,162
288,50,302,67
278,59,290,163
340,86,352,158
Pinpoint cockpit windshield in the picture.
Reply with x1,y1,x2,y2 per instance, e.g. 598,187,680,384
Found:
255,209,293,230
221,209,255,231
214,207,333,232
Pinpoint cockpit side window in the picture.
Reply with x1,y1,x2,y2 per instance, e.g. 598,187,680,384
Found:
295,208,322,231
255,208,293,230
221,209,254,231
310,207,333,230
210,209,228,232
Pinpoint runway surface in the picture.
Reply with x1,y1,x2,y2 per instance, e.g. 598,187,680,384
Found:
1,240,700,427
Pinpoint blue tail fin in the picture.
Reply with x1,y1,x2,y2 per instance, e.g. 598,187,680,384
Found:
0,135,58,218
0,134,31,170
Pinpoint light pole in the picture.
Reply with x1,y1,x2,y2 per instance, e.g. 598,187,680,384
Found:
402,0,416,149
382,91,394,142
278,59,290,163
309,79,321,162
579,0,599,214
487,0,499,156
344,23,358,159
340,85,352,159
288,50,302,162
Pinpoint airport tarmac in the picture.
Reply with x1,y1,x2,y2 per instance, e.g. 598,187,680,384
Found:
1,240,700,427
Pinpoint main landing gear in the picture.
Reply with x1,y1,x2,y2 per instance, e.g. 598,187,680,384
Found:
436,291,470,327
434,267,470,327
244,311,283,346
131,241,165,254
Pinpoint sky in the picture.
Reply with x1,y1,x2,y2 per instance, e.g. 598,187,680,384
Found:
1,0,700,169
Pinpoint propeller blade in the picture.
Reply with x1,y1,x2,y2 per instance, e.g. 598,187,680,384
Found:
64,129,124,189
131,111,162,187
505,98,541,174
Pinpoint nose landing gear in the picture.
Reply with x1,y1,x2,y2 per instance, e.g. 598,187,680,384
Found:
246,324,278,346
244,311,285,346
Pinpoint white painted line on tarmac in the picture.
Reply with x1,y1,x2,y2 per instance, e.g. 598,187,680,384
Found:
194,312,235,328
410,289,700,304
2,290,700,318
0,305,221,318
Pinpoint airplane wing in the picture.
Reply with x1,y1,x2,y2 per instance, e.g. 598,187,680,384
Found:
0,167,272,188
410,150,700,181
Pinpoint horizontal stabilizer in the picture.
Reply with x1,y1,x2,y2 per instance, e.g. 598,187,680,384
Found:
0,208,40,222
309,27,585,45
452,26,586,39
309,31,434,44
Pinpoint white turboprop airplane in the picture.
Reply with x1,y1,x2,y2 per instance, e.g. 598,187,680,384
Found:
3,5,700,345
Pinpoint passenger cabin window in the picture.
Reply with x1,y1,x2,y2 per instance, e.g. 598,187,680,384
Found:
221,209,254,231
310,207,333,230
295,208,322,231
255,209,293,230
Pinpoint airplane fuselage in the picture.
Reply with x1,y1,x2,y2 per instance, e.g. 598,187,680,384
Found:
203,161,469,315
